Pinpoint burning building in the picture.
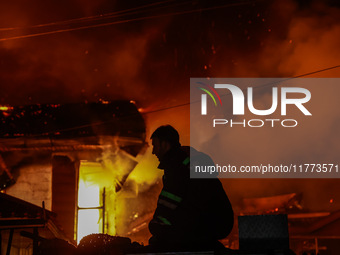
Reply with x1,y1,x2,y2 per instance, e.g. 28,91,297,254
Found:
0,101,153,253
0,0,339,254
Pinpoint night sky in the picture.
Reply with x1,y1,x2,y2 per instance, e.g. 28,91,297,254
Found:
1,0,339,108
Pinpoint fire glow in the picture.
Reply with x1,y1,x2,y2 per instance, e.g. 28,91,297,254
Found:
76,160,117,244
0,106,13,111
77,180,102,244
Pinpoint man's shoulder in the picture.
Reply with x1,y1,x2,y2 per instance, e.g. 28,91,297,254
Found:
182,146,214,164
159,146,188,169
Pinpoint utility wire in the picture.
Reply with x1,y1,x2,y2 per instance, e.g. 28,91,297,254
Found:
0,0,260,42
0,0,186,31
141,64,340,115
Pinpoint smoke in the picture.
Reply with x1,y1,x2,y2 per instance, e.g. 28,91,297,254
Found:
210,0,340,78
0,1,174,107
199,0,340,212
0,0,339,213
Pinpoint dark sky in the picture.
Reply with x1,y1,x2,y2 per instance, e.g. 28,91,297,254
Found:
1,0,338,109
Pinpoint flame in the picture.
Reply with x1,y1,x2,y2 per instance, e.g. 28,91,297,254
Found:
77,209,102,243
76,160,117,244
77,178,102,243
78,180,100,208
0,106,13,111
99,99,109,104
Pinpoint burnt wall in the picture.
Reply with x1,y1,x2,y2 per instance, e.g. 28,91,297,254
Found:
52,155,77,240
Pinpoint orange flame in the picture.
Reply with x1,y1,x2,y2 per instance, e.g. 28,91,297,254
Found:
0,106,13,111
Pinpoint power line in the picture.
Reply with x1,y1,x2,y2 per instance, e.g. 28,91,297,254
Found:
141,64,340,115
0,0,261,42
0,0,185,32
293,64,340,78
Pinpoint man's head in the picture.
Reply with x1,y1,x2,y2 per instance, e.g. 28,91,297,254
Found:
150,125,180,161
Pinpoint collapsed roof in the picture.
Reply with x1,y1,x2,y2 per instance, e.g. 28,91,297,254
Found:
0,101,145,144
0,101,147,190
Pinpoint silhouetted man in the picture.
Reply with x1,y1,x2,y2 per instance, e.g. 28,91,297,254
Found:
148,125,234,251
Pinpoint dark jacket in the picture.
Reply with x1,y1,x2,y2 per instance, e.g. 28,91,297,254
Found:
148,146,234,246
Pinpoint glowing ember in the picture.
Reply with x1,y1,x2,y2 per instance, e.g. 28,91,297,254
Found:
0,106,13,111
